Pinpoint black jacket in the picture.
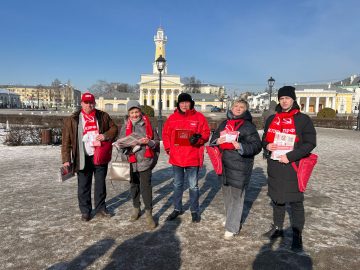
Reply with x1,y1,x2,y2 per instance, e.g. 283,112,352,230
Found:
262,104,317,203
211,110,262,189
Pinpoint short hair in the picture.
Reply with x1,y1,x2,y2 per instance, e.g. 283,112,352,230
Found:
231,98,249,110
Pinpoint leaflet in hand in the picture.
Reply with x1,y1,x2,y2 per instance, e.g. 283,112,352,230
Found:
113,133,143,148
220,130,239,143
82,131,101,146
58,164,75,182
174,129,194,146
271,132,295,160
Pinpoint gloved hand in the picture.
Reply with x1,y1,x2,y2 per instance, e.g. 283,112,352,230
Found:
189,133,202,145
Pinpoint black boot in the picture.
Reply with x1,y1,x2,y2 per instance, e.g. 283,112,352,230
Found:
262,224,284,239
291,227,303,252
166,210,181,221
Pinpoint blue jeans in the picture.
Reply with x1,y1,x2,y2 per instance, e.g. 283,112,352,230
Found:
172,166,200,213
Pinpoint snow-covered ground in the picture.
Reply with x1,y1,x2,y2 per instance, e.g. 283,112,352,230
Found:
0,128,359,270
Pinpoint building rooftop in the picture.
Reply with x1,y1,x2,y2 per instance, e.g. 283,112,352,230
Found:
96,92,140,100
0,89,20,95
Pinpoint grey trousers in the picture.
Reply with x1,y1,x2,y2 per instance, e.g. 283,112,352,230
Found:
223,185,246,234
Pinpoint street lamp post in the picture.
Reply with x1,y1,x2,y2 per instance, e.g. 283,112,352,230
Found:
267,76,275,109
156,55,166,139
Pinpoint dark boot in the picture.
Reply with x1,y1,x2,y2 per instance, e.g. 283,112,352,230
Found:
166,210,181,221
262,224,284,239
291,227,303,252
191,212,200,223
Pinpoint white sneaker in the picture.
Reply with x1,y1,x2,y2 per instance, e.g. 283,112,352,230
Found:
224,231,235,240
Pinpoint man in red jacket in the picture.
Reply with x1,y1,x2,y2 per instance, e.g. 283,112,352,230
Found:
162,93,210,222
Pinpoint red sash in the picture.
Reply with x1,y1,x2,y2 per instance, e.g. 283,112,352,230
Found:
265,109,299,143
219,119,244,150
125,115,154,163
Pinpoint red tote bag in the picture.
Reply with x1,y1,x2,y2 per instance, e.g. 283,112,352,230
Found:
292,153,318,192
206,146,223,175
93,141,113,165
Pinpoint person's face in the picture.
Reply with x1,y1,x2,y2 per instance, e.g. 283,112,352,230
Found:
81,101,95,114
231,102,247,116
279,96,294,112
179,101,191,112
128,108,141,120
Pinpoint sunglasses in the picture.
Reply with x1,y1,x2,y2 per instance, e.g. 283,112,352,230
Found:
83,101,95,104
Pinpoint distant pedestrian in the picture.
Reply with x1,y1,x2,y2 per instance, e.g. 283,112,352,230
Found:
210,99,262,239
61,92,118,221
162,93,210,223
262,86,316,252
117,101,160,230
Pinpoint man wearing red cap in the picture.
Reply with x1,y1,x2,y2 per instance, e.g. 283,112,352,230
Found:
61,92,118,221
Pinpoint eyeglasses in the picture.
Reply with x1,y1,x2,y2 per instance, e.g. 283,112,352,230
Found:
83,101,95,104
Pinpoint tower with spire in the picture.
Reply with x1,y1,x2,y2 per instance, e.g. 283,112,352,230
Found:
153,27,168,74
139,26,182,111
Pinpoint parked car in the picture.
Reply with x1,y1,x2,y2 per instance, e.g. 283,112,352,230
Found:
211,106,222,112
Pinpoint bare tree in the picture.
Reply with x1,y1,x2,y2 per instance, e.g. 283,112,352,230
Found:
89,80,139,96
51,79,62,88
182,76,202,93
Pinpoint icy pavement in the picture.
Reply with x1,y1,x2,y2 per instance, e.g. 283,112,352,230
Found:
0,128,359,270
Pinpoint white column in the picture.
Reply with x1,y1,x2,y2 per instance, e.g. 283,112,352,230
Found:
305,97,310,112
163,90,167,110
315,97,320,113
170,89,175,110
147,90,151,106
139,89,144,105
332,96,336,110
325,97,330,108
155,89,159,110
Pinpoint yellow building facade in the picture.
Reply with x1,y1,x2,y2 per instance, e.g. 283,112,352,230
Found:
295,85,353,114
0,84,81,109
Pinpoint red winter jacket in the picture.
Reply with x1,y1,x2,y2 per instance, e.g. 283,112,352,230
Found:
162,108,210,167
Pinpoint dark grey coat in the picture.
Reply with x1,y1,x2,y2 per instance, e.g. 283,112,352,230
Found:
262,103,317,203
210,110,262,190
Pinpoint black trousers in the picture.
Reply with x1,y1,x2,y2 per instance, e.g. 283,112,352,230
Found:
272,200,305,231
77,155,108,214
130,169,153,210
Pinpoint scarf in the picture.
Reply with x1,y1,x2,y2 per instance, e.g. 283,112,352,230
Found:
264,109,300,143
125,114,154,163
82,109,98,135
219,119,245,150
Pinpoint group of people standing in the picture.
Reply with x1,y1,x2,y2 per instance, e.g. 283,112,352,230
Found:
61,86,316,252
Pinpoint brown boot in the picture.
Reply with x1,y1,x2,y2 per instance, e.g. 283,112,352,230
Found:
130,207,140,221
145,210,156,229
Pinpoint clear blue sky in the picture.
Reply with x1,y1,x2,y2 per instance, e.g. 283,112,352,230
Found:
1,0,359,93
